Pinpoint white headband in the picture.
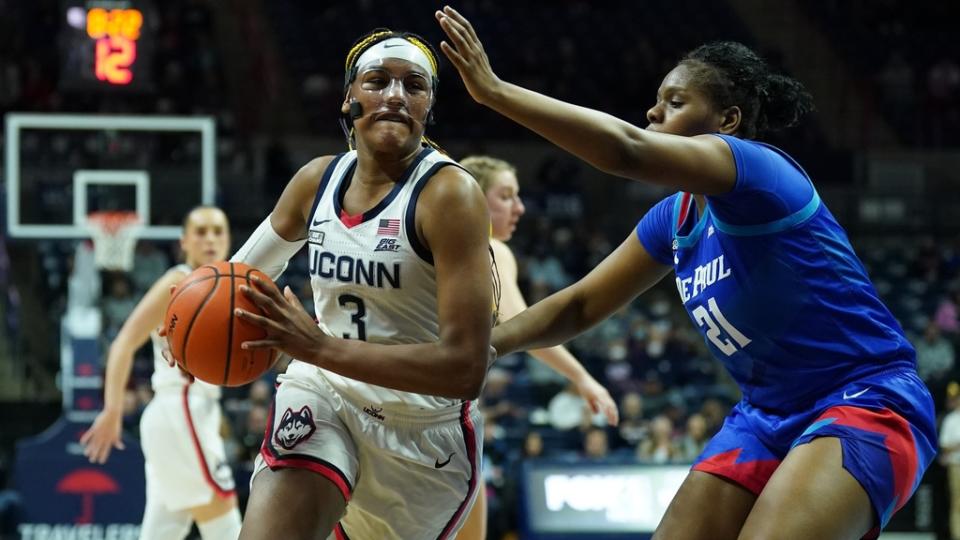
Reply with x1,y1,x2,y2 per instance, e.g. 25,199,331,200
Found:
354,37,436,78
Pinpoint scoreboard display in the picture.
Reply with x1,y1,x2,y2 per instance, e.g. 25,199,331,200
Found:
60,0,155,91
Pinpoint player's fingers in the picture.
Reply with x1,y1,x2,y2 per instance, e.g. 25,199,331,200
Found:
444,6,481,46
439,41,467,72
437,14,472,56
283,286,306,312
115,440,125,450
87,442,102,462
161,348,176,367
240,284,284,317
235,308,284,332
250,275,285,302
606,403,620,426
240,283,273,304
79,429,92,445
240,339,281,350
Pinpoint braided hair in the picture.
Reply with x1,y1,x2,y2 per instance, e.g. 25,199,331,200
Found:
680,42,814,139
341,29,444,151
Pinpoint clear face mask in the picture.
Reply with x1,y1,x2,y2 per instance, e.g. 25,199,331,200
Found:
355,60,434,106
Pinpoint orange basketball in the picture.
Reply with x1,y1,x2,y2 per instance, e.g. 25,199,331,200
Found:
164,261,278,386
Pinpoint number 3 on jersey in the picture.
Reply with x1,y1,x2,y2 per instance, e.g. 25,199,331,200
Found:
692,297,750,356
338,294,367,340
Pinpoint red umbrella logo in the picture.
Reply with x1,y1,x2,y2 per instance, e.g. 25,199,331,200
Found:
55,469,119,523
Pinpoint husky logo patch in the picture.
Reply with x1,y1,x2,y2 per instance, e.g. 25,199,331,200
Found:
274,406,317,450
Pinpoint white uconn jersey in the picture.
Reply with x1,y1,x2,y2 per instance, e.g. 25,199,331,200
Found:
308,148,460,411
150,264,220,397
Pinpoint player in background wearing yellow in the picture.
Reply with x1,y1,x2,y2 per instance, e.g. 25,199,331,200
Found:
458,155,619,540
81,207,241,540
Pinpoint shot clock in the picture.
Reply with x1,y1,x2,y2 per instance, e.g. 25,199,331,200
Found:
61,1,155,91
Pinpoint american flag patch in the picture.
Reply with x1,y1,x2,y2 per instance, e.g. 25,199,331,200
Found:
377,218,401,236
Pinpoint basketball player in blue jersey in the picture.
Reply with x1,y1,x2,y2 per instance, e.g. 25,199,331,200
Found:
437,7,937,540
81,207,241,540
182,29,494,540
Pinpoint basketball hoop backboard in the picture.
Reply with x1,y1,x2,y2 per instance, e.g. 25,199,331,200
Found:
5,113,216,240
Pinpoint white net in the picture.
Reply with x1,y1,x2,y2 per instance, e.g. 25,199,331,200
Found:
87,211,141,271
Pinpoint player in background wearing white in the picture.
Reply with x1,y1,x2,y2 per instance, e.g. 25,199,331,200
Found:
81,207,241,540
941,383,960,540
458,155,619,540
189,30,494,539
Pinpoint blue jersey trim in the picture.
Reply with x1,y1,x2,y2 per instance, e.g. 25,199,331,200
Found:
711,190,821,236
674,197,711,249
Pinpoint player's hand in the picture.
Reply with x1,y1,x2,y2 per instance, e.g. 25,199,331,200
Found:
80,409,125,464
435,6,503,105
237,276,328,363
576,376,620,426
157,284,194,382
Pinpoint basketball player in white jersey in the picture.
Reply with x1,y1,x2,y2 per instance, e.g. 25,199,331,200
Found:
81,207,241,540
200,30,494,539
458,155,620,539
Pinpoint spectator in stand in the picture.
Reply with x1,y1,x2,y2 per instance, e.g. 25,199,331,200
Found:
101,275,137,340
637,415,680,464
940,383,960,540
925,56,960,147
680,413,710,462
916,321,956,384
936,290,960,337
699,397,729,438
617,392,648,448
523,431,545,460
582,427,611,461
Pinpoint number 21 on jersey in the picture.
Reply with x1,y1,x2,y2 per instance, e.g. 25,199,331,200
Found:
692,297,750,356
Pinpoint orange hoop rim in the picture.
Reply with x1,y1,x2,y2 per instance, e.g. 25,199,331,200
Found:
87,211,141,235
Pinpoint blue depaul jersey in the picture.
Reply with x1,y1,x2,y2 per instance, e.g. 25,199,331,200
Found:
636,134,915,413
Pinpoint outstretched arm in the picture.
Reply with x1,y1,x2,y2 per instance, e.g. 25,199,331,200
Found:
80,268,187,463
492,240,618,425
436,7,735,195
493,232,671,357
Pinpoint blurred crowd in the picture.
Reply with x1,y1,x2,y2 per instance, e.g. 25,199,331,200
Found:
804,0,960,147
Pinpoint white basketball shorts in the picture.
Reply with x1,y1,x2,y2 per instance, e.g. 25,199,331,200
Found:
253,360,483,540
139,385,235,512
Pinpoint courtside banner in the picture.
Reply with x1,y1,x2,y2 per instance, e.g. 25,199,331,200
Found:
521,461,689,539
13,418,144,540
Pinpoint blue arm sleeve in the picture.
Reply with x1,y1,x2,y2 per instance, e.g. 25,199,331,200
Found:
635,194,678,267
708,134,815,227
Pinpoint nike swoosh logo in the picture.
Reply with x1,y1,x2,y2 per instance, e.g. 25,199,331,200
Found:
312,218,332,226
434,452,455,469
383,43,404,49
842,387,870,400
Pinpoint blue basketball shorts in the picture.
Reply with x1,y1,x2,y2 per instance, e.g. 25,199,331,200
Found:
692,368,936,537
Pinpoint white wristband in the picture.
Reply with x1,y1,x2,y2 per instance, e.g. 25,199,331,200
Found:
230,214,306,280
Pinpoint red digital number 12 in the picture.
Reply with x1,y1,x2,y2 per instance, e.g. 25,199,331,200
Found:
95,36,136,85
